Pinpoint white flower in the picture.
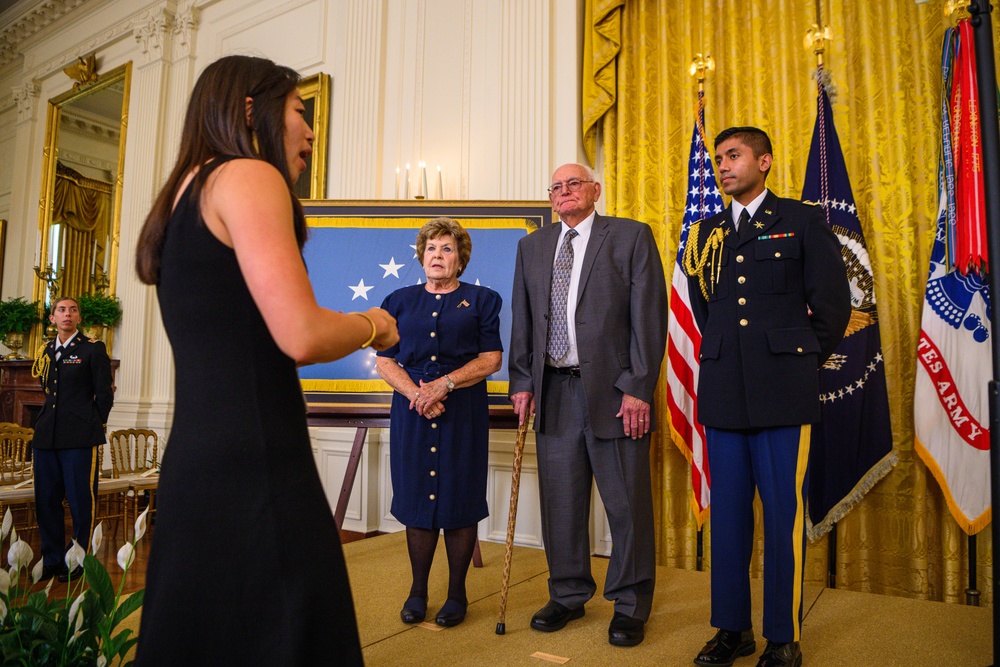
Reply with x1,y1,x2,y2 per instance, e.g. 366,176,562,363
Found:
67,590,86,628
64,540,86,573
91,522,104,554
1,509,11,542
31,558,44,584
7,539,33,572
97,655,107,667
0,567,9,595
9,525,16,545
0,597,6,623
116,542,134,571
134,508,149,543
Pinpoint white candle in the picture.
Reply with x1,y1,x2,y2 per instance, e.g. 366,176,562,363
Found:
420,161,428,199
437,165,443,199
404,163,410,199
394,166,400,199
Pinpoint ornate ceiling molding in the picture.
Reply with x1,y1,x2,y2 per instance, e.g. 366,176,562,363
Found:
0,0,90,68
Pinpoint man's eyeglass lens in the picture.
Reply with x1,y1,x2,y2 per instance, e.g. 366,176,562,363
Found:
548,179,592,195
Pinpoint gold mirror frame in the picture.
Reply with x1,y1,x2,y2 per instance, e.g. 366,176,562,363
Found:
295,72,330,200
33,61,131,355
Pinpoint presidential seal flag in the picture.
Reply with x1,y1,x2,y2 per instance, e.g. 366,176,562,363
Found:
802,71,896,540
666,103,722,527
913,21,991,535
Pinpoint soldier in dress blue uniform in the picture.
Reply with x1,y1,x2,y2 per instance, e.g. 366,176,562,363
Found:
685,127,851,667
32,296,114,582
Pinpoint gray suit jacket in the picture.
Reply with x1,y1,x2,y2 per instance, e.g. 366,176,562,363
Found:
509,214,668,440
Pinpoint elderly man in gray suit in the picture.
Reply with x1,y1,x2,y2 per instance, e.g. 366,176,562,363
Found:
509,163,668,647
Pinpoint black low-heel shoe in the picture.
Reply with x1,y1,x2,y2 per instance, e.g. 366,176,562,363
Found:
400,596,427,624
434,598,467,627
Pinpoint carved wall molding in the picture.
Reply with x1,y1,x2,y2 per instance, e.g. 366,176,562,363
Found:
0,0,90,68
57,147,117,174
215,0,315,53
60,105,122,144
133,9,174,63
11,81,40,123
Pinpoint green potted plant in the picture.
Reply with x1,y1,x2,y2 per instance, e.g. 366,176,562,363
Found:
0,297,41,360
77,293,123,340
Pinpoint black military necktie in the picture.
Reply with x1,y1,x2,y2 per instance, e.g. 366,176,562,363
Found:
737,208,752,243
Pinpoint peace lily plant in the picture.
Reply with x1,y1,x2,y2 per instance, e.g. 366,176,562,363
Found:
0,508,148,666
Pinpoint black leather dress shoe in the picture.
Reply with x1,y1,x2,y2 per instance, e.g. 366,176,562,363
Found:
39,563,66,581
755,641,801,667
434,598,467,628
399,596,427,624
529,600,585,632
608,611,645,647
694,628,756,666
57,566,83,583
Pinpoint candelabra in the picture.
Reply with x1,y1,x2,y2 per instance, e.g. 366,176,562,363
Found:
34,263,62,340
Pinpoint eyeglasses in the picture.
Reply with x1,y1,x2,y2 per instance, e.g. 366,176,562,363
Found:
547,179,594,195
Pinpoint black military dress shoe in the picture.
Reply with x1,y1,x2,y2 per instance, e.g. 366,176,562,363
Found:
58,565,84,583
694,628,757,666
756,641,801,667
39,563,67,581
529,600,585,632
607,611,645,647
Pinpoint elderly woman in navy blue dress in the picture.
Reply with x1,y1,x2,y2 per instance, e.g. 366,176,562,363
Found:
376,217,503,628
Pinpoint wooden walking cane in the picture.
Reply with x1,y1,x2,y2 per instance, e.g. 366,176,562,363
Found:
496,418,529,635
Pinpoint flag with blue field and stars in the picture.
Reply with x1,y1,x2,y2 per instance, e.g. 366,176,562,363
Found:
298,218,527,391
801,74,896,540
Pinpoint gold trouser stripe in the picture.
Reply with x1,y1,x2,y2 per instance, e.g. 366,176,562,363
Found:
86,447,98,552
790,424,811,642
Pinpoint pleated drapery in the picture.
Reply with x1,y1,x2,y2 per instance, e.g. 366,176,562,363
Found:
52,162,111,299
585,0,997,605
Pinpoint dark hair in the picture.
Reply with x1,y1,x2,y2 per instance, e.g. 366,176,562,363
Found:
135,55,306,284
415,217,472,277
714,126,773,159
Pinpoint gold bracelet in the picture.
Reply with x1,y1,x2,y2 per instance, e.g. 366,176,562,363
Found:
353,312,378,349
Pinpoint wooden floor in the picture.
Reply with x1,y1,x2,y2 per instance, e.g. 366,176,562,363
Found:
12,517,367,599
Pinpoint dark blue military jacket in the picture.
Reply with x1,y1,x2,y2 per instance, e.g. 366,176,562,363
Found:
32,333,113,450
686,191,851,430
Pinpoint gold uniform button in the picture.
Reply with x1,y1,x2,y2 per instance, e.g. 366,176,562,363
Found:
775,252,782,258
738,276,746,284
736,255,744,263
738,298,746,306
432,312,438,317
797,347,803,353
430,332,436,338
430,355,437,361
431,423,438,429
430,447,437,453
430,471,436,477
435,294,442,300
429,494,436,500
740,319,748,327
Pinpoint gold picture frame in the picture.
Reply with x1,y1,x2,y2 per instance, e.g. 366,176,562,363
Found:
0,219,6,298
295,73,330,200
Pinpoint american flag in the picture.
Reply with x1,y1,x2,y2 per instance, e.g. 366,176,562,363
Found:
667,100,722,528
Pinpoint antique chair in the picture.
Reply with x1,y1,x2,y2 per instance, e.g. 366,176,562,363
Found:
108,429,160,540
95,446,130,542
0,422,36,536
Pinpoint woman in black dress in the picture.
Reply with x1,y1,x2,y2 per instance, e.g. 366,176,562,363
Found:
133,55,397,665
376,217,503,628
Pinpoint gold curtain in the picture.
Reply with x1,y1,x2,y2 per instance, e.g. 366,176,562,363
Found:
585,0,997,604
52,162,111,298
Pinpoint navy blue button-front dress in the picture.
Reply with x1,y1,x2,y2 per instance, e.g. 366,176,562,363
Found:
378,282,503,530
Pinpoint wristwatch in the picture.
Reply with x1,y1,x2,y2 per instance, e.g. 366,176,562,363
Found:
444,374,455,392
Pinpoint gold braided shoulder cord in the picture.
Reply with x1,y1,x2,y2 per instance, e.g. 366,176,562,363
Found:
682,220,726,300
31,343,50,387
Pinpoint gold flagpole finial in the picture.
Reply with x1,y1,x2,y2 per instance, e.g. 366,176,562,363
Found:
943,0,968,20
689,53,715,91
804,23,833,68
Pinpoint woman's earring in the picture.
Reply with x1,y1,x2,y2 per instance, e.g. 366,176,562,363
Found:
251,132,260,154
